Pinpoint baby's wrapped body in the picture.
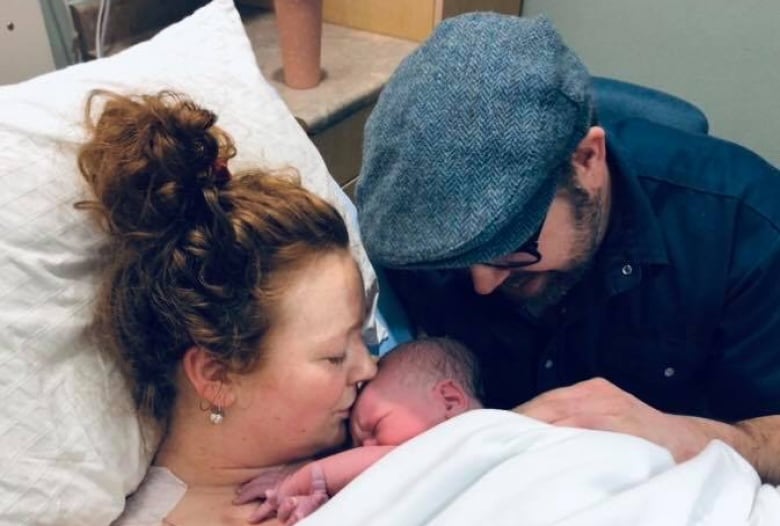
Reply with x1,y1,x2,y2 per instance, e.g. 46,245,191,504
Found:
255,409,780,526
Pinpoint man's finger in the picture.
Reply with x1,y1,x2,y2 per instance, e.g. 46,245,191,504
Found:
514,397,573,424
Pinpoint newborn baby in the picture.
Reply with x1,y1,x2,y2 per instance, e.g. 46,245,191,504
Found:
235,337,483,524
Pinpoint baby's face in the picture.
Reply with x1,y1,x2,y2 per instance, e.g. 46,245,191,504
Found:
349,371,445,447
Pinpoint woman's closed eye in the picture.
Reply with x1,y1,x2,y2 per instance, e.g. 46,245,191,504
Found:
326,353,347,365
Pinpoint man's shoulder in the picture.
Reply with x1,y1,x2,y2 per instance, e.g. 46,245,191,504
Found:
608,118,780,228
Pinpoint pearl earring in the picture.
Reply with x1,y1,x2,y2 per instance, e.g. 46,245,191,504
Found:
209,406,224,425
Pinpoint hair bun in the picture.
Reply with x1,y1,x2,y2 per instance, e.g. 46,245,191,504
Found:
77,90,235,242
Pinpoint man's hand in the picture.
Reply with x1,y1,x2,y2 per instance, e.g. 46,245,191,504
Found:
515,378,780,483
514,378,714,462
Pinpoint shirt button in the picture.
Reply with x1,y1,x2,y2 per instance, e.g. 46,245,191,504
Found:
621,264,633,276
544,359,554,369
664,367,675,378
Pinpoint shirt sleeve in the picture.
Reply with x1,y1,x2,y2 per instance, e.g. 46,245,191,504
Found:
709,217,780,421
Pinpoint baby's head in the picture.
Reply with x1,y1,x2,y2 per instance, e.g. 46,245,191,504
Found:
350,337,483,446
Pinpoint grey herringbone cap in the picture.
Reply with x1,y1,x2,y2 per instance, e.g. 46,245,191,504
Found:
356,13,592,269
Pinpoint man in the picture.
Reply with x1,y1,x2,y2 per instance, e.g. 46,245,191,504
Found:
355,13,780,482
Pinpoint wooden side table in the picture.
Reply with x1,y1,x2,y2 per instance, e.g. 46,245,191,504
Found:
239,6,418,199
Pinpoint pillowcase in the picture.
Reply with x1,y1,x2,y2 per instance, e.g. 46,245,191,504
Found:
0,1,381,523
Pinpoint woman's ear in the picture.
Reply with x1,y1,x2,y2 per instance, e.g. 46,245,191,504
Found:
182,346,236,409
433,379,469,419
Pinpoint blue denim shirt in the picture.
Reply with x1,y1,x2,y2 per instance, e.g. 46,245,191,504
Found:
385,118,780,421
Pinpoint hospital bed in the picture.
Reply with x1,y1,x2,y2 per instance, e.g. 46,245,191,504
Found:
2,1,777,525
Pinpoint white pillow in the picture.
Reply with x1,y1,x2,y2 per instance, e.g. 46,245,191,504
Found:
0,1,381,524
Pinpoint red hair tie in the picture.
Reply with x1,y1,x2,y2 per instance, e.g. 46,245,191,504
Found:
213,159,231,186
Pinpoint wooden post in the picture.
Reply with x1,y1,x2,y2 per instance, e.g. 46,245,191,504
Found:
274,0,324,89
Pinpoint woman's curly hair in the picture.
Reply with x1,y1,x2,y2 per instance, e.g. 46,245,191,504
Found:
77,90,350,426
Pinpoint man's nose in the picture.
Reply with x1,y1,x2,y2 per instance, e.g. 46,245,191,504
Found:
469,264,512,295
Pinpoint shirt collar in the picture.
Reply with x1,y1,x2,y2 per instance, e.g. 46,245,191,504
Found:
599,132,670,268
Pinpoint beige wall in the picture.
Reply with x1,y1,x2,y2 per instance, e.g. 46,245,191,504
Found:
1,0,56,85
523,0,780,167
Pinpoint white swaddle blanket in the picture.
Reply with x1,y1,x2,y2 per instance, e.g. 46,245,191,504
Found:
302,409,780,526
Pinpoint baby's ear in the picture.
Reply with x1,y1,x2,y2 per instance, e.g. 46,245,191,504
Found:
433,379,469,419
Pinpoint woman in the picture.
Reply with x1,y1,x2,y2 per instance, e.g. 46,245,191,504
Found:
77,90,376,525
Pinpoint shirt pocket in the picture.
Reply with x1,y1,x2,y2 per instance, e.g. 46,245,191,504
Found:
597,330,710,415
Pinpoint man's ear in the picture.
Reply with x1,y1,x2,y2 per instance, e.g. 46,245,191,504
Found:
182,346,236,408
571,126,607,189
433,379,469,419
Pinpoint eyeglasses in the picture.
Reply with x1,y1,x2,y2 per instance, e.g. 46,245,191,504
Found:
481,221,544,269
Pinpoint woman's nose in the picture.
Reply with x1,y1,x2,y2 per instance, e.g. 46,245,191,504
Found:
350,342,377,384
469,264,512,295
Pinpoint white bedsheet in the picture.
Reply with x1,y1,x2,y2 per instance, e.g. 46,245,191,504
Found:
303,409,780,525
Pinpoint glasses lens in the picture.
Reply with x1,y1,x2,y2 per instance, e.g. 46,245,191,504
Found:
487,250,539,269
483,221,544,269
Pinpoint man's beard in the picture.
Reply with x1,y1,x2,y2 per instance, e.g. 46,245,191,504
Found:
500,185,604,316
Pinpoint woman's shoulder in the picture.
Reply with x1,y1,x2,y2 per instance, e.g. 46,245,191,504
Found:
113,467,187,526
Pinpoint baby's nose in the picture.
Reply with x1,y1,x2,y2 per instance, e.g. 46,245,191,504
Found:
361,438,378,447
349,420,364,445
